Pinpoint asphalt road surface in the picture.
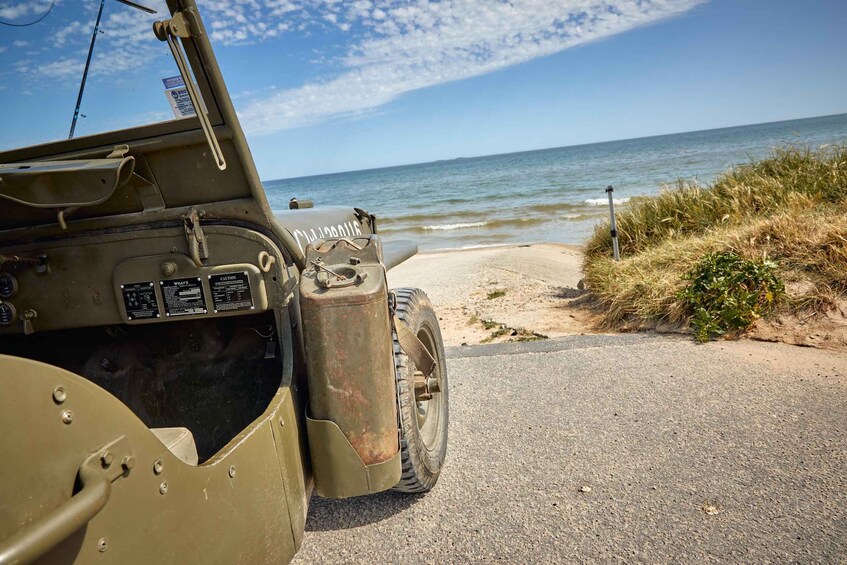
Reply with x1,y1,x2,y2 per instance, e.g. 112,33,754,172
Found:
292,335,847,564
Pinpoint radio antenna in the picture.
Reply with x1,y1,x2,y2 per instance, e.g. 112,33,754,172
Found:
68,0,157,139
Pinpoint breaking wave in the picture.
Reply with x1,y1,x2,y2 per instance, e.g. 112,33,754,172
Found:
423,221,488,231
583,197,630,206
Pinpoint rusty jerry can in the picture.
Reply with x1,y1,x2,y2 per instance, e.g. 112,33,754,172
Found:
299,236,401,498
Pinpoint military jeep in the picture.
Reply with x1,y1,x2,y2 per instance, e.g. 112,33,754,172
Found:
0,2,448,563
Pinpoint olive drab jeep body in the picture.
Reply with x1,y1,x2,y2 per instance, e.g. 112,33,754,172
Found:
0,2,448,563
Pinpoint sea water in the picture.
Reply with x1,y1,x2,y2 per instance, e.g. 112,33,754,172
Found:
263,113,847,251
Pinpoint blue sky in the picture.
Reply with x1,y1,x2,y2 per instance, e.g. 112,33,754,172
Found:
1,0,846,179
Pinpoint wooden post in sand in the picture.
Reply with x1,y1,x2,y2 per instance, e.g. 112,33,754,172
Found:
605,185,620,261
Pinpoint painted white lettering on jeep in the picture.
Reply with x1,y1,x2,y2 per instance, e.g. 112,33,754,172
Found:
290,220,367,252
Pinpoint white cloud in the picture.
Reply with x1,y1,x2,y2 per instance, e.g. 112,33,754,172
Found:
24,0,171,80
236,0,705,135
52,21,87,48
0,2,45,21
4,0,703,137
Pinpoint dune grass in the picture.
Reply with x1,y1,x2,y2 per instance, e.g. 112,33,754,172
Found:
583,145,847,335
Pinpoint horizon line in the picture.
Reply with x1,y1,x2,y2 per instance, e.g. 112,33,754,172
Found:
265,110,847,183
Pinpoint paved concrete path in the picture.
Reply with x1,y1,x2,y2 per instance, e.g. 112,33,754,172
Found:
293,335,846,564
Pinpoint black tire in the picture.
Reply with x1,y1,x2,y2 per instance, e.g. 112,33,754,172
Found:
391,288,449,493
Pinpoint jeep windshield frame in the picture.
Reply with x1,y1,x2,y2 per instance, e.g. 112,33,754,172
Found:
0,0,308,266
0,0,235,169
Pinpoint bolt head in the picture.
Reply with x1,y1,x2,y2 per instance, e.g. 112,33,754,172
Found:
159,482,168,495
100,451,114,467
52,386,66,404
61,410,73,424
228,465,236,478
97,538,108,552
153,459,164,475
122,455,136,470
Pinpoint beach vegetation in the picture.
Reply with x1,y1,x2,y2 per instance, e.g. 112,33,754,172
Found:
480,319,500,330
486,289,507,300
679,252,784,341
583,144,847,338
478,321,547,343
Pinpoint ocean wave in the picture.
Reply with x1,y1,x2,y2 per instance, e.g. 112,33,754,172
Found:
561,213,597,221
382,216,556,234
386,201,614,224
423,221,488,231
380,209,486,225
583,197,630,206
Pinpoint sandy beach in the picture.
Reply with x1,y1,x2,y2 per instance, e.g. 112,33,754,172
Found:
388,243,597,346
389,241,847,351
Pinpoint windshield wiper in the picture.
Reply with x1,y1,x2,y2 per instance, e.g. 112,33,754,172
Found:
154,11,227,171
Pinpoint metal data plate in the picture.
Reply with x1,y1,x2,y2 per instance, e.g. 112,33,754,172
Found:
161,277,207,317
113,253,270,324
209,272,254,313
121,282,160,320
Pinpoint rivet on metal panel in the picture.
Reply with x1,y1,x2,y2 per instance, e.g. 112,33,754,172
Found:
52,386,66,404
61,410,73,424
228,465,236,478
278,417,285,428
100,451,113,467
159,482,168,495
153,459,164,475
161,261,177,277
97,538,108,552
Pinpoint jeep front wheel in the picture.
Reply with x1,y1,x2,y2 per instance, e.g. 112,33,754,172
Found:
391,288,449,493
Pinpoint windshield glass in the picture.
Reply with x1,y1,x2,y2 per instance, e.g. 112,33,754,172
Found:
0,0,189,152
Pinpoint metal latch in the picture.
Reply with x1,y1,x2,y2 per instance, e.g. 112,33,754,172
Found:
184,208,209,267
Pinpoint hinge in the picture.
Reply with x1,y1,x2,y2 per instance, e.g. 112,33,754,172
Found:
184,208,209,267
153,10,198,40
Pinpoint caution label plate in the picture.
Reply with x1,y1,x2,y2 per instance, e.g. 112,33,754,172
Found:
210,272,254,313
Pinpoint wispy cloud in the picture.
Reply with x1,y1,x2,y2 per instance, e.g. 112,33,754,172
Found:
230,0,705,135
18,0,171,80
0,1,48,21
4,0,703,136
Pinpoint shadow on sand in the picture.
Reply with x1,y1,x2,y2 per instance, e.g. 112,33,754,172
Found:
305,490,423,531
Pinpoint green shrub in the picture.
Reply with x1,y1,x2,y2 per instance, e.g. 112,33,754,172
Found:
679,252,784,342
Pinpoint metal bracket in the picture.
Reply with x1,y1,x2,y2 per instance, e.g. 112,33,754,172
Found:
167,11,193,38
93,435,137,482
391,309,436,379
106,144,130,159
183,208,209,267
353,208,377,233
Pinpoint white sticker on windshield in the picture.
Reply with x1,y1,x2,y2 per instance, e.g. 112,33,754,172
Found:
162,75,198,119
163,75,196,119
162,76,184,89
